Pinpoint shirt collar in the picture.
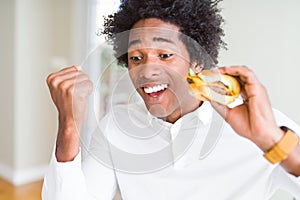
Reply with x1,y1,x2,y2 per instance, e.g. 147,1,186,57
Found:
145,101,213,126
175,101,213,126
195,101,213,125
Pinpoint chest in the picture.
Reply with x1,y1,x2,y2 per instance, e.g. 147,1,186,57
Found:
115,136,273,200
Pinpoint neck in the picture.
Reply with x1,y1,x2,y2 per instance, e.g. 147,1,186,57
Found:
164,100,203,123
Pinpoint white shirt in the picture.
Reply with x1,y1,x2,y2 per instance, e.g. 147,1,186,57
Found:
42,102,300,200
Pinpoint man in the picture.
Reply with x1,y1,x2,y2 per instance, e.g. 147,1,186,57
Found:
43,0,300,199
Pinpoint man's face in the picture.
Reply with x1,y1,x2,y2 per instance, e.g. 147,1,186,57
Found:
127,18,200,122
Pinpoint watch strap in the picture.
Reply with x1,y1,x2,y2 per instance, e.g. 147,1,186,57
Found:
264,126,299,164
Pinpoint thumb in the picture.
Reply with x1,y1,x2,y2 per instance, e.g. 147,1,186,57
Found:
210,101,230,121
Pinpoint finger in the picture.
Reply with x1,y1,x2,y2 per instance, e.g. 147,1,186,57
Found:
74,73,90,83
73,80,93,97
210,100,230,121
236,83,248,102
58,65,82,73
57,73,91,94
217,66,258,85
219,66,265,102
61,72,90,86
47,66,81,85
48,71,86,89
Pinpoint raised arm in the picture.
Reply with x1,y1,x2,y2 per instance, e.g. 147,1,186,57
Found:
210,66,300,176
46,65,92,162
43,66,118,200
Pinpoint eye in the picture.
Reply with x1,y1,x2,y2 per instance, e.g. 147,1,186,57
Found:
159,53,173,59
129,56,143,64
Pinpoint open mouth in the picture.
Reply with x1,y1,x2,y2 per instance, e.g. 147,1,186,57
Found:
142,83,169,98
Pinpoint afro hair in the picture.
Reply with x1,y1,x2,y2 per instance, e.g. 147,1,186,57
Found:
102,0,226,68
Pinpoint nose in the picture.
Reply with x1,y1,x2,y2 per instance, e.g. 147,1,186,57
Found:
140,55,162,79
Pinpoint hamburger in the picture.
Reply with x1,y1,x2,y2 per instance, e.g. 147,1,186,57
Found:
186,69,241,105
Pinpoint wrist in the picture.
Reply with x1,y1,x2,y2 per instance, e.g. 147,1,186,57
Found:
254,127,285,152
55,132,80,162
56,115,80,162
263,126,299,164
58,114,81,133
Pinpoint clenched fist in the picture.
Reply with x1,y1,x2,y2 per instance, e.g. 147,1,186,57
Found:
47,66,93,162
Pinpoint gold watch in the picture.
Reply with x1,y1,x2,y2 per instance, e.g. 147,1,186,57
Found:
264,126,299,164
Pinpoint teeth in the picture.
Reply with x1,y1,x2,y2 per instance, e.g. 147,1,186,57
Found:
143,84,168,94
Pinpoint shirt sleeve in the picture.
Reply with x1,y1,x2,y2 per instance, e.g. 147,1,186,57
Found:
270,109,300,199
42,148,117,200
271,166,300,199
273,108,300,136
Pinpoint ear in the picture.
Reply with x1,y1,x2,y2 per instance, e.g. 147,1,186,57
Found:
190,63,204,74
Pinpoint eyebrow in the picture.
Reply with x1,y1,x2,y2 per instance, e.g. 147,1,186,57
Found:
128,37,176,49
128,39,141,48
152,37,175,44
